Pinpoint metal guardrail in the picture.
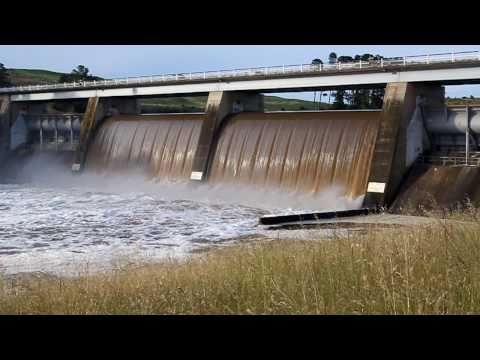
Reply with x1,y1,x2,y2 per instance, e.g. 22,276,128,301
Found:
1,50,480,94
418,154,480,167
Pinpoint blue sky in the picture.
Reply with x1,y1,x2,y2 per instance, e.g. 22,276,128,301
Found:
1,45,479,100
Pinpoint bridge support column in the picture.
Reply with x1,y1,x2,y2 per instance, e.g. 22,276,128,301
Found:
363,82,444,209
190,91,264,181
0,96,11,165
0,96,20,163
71,97,141,171
72,97,99,171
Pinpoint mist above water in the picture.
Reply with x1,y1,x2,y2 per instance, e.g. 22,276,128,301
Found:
0,151,364,276
6,151,364,212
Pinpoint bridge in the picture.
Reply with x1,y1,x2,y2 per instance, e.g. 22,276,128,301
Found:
1,51,480,101
1,50,480,212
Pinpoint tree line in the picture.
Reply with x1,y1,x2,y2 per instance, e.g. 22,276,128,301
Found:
311,52,385,109
58,65,102,83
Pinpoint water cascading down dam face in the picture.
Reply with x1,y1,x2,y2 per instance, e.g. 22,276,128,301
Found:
209,112,381,201
84,111,381,210
85,114,204,181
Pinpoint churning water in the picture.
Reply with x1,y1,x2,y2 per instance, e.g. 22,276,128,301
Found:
0,155,362,275
0,182,268,275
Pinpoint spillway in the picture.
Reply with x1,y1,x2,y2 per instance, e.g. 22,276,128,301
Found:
209,111,381,198
85,111,381,200
85,114,204,181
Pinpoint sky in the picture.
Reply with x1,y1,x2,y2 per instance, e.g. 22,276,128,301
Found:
1,45,479,100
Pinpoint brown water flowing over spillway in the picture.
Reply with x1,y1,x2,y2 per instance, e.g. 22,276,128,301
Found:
85,111,381,199
86,114,204,180
209,112,381,198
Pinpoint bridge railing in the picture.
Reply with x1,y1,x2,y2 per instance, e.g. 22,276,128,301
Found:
1,50,479,94
418,154,480,167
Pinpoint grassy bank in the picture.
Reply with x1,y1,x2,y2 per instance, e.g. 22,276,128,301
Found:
140,95,328,113
6,69,65,86
1,213,480,315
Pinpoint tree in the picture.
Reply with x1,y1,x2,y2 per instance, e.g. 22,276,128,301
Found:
333,90,346,109
337,55,354,63
59,65,102,83
0,63,11,87
328,52,337,65
72,65,90,78
311,58,323,73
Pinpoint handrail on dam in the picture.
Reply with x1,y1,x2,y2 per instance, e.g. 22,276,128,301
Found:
1,51,479,94
418,154,480,167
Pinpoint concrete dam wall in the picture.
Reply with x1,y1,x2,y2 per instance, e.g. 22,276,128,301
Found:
3,80,480,216
6,82,479,212
83,111,381,200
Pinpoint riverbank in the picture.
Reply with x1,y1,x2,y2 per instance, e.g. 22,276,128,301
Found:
1,210,479,315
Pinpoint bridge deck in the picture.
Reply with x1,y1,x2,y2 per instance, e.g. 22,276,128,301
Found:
3,51,480,101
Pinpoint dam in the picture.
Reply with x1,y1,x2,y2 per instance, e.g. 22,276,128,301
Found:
1,50,480,274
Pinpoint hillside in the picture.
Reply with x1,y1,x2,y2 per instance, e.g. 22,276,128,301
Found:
142,95,329,113
446,97,480,106
7,68,66,86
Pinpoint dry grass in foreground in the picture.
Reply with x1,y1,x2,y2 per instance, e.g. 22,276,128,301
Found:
1,214,480,314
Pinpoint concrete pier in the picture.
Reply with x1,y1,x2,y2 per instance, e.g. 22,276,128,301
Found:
0,96,11,164
190,91,263,181
72,97,140,171
363,83,445,208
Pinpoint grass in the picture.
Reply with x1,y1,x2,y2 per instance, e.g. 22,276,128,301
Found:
263,95,331,111
141,96,207,113
446,97,480,106
1,210,480,314
6,69,66,85
141,95,329,113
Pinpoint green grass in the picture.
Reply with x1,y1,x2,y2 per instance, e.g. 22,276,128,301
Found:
141,95,329,113
7,69,66,86
141,96,207,113
446,97,480,106
264,95,331,111
1,211,480,314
